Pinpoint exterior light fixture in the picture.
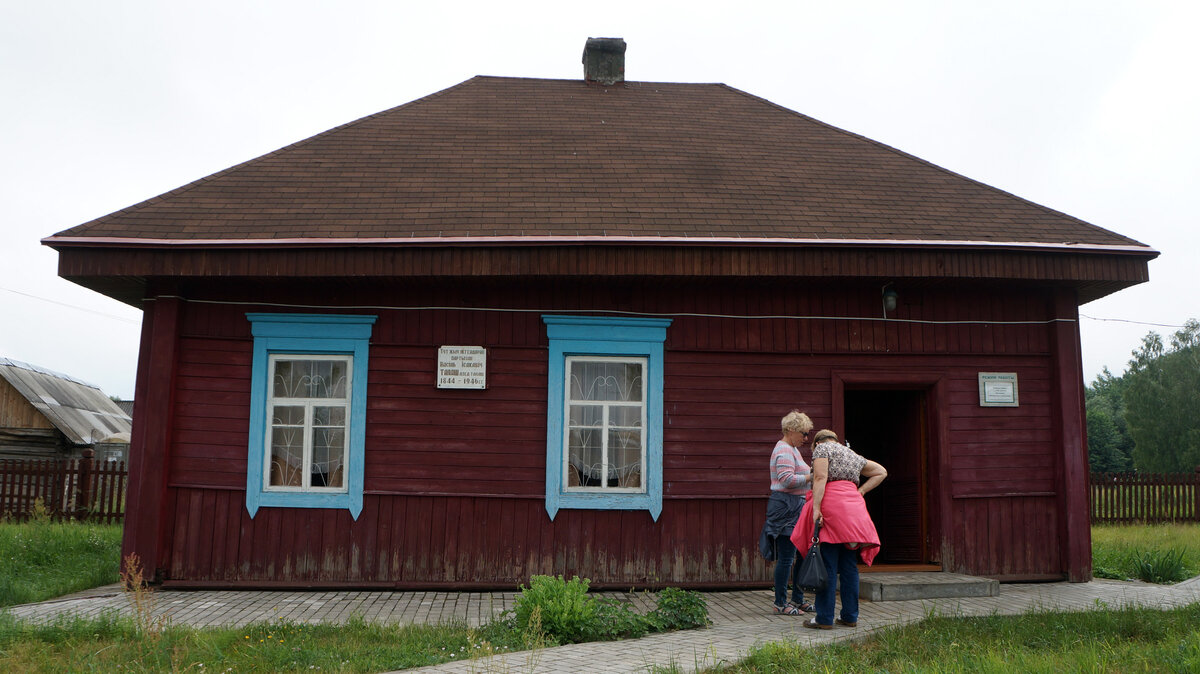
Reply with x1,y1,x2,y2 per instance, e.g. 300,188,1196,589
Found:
882,285,898,317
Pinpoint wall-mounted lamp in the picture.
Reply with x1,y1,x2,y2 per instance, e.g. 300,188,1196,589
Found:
882,285,898,317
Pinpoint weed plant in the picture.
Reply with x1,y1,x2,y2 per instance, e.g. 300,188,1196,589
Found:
511,574,596,643
0,516,122,607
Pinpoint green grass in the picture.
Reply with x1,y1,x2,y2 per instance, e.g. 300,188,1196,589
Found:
1092,523,1200,581
680,604,1200,673
0,519,122,607
3,521,1199,671
0,611,538,673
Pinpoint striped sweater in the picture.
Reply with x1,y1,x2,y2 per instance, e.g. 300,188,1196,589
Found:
769,440,810,495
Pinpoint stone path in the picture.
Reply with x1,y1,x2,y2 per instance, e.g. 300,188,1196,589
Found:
7,576,1199,673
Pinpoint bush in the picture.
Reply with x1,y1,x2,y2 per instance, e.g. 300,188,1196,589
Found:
647,586,711,631
511,575,596,644
506,577,710,645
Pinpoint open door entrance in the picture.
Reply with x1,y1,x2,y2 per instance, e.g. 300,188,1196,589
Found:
843,389,934,566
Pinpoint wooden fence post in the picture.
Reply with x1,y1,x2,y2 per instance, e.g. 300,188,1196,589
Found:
1195,465,1200,521
78,449,95,520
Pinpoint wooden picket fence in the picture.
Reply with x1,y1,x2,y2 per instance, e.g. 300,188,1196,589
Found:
0,453,127,523
1090,469,1200,524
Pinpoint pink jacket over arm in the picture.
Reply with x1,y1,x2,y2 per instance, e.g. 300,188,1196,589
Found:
790,480,882,566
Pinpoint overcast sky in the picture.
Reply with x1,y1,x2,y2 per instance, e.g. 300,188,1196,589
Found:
2,1,1197,400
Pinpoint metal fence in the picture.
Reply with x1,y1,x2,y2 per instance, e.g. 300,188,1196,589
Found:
1090,468,1200,524
0,452,127,523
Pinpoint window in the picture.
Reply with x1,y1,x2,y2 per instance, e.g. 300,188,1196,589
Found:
565,357,646,491
245,313,375,519
265,355,350,491
543,315,670,520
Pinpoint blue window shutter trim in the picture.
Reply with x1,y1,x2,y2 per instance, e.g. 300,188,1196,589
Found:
542,315,669,521
245,313,375,520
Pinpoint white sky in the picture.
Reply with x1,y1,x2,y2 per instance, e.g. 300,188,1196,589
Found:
2,1,1197,400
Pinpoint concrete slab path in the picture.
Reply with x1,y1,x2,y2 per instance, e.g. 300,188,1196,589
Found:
8,575,1200,673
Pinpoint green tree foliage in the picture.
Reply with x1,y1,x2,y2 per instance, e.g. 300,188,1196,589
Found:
1085,367,1134,472
1124,319,1200,472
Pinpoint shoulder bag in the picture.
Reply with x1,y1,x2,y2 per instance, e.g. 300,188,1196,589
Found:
795,520,827,593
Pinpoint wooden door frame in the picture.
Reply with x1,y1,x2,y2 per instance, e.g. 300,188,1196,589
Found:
831,370,950,566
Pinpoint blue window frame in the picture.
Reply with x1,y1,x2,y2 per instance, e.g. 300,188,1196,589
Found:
543,315,670,520
245,313,376,520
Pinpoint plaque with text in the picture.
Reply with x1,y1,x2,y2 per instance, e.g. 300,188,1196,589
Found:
437,346,487,389
978,372,1018,407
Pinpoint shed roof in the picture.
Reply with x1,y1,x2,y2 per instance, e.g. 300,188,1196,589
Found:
46,76,1148,251
0,359,132,446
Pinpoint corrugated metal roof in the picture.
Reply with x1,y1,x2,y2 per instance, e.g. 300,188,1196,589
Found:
0,358,132,446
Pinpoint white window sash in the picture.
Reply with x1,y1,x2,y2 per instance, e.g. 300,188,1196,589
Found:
562,355,647,493
263,354,352,494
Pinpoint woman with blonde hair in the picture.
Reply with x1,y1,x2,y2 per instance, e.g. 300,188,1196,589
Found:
761,409,815,615
791,429,887,629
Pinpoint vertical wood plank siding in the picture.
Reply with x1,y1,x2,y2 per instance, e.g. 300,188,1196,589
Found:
157,279,1069,586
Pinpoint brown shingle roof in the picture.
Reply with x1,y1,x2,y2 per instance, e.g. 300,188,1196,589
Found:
49,76,1146,248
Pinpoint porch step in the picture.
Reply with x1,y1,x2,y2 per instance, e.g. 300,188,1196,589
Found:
859,572,999,602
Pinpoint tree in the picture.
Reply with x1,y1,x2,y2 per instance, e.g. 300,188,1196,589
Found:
1085,367,1133,472
1123,319,1200,472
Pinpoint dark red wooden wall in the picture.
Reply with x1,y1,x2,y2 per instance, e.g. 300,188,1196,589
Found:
130,277,1082,587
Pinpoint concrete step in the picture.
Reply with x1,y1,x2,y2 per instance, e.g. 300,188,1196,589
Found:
860,572,999,602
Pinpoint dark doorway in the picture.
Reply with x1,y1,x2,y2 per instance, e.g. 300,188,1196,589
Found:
843,389,931,565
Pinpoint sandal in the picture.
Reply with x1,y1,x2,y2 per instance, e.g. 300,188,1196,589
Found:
803,617,832,630
789,600,816,613
773,603,802,616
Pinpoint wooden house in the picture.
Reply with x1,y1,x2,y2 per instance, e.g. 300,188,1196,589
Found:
0,358,131,461
45,39,1156,587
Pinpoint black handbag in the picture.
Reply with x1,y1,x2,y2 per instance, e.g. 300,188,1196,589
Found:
795,520,827,593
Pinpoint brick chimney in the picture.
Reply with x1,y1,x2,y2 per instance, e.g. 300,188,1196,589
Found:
582,37,626,85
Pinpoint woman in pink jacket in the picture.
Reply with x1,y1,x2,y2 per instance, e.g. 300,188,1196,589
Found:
791,429,887,630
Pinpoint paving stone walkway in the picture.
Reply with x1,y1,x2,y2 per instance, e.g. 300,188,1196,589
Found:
8,575,1199,673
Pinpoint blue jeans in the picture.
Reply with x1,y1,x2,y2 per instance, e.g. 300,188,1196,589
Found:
815,542,859,625
773,536,805,607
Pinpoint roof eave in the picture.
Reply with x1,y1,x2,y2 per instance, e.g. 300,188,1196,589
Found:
42,235,1159,257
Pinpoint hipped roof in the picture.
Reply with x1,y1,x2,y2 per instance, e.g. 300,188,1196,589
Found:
47,76,1150,252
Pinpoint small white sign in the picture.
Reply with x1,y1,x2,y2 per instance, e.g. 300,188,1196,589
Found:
437,346,487,389
978,372,1018,407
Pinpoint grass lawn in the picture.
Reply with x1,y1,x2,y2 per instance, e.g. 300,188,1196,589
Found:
0,519,122,608
1092,522,1200,582
1,519,1198,671
696,604,1200,673
0,611,535,673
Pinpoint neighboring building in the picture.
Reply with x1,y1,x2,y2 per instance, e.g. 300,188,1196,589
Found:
0,358,131,461
44,39,1155,588
116,399,135,418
